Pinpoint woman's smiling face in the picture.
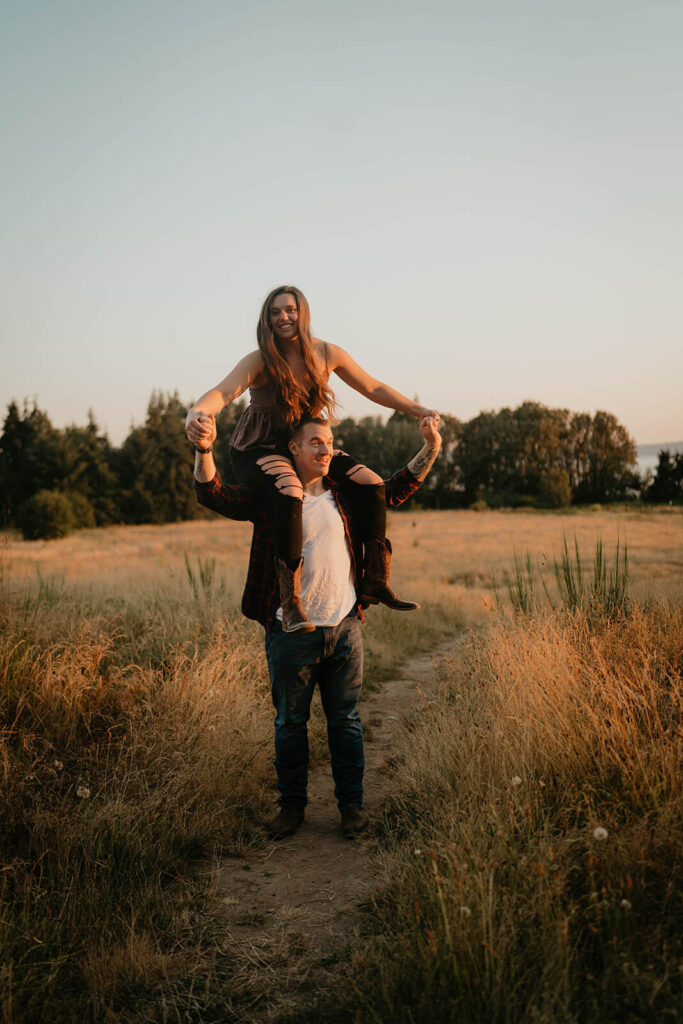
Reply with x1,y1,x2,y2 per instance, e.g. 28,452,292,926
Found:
270,292,299,342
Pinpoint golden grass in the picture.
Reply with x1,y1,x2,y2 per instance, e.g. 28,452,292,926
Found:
0,507,681,1022
0,565,274,1022
307,602,682,1023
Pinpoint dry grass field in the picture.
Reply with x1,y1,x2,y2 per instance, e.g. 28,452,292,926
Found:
1,506,681,1023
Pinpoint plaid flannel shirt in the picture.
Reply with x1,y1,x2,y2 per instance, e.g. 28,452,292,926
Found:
193,466,422,630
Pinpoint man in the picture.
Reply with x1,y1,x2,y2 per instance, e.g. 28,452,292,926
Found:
192,415,441,839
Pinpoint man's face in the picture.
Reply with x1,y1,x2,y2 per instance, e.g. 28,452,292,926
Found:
289,422,334,478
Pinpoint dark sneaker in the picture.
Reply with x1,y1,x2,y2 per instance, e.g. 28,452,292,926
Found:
340,807,369,839
265,807,305,840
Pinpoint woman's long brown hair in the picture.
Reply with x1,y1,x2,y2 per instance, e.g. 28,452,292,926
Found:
256,285,337,425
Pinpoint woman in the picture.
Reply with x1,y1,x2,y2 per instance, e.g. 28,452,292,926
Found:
186,285,438,633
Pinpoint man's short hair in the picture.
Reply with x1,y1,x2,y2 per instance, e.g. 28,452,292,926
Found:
289,415,331,443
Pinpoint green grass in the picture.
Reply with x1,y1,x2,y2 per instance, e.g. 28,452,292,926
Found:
500,535,630,620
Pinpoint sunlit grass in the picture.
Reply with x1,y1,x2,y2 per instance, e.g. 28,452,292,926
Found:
0,508,681,1022
305,581,682,1023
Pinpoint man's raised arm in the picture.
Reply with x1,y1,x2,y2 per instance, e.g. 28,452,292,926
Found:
192,415,255,522
385,416,442,508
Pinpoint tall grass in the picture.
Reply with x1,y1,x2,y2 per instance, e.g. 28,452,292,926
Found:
503,534,630,619
553,534,629,616
303,598,682,1021
1,517,680,1022
0,541,475,1023
0,571,275,1023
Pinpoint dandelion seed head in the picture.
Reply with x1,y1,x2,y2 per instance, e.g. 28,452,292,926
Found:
76,784,91,799
510,776,522,788
592,827,608,841
620,899,632,910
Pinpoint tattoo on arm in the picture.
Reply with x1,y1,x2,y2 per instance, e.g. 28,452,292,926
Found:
407,443,440,482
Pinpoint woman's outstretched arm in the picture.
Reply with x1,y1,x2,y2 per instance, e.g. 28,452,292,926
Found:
185,349,264,443
324,342,439,420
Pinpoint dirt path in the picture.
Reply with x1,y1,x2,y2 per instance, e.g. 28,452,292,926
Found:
201,635,462,1022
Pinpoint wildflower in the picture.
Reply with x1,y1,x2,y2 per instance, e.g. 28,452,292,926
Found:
459,906,472,917
54,760,63,771
510,776,522,788
413,848,423,857
76,784,91,799
620,899,632,910
592,827,608,841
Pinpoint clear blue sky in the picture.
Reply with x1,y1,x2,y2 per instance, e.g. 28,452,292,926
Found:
1,0,681,444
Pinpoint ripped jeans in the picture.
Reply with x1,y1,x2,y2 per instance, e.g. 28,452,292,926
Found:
230,446,386,566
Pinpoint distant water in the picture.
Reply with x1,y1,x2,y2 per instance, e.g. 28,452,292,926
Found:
637,442,683,477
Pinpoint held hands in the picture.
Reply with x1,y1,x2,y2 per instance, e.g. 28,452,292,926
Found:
192,414,217,450
186,411,215,445
418,415,441,448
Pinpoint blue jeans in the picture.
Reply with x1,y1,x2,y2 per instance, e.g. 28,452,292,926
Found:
265,613,364,810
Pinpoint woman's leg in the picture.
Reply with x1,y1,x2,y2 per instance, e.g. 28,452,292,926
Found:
231,448,303,567
328,453,418,612
327,453,384,538
231,448,314,632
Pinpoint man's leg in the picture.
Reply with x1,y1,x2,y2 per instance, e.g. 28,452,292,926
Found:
265,623,322,834
317,614,367,835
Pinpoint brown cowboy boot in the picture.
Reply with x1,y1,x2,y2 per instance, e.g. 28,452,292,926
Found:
274,558,316,633
266,806,305,839
357,538,420,611
340,806,369,839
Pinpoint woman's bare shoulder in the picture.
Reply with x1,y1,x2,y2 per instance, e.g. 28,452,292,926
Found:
312,338,347,370
242,348,265,367
216,349,265,392
241,349,267,385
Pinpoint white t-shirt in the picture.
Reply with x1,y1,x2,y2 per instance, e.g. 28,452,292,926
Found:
276,489,357,628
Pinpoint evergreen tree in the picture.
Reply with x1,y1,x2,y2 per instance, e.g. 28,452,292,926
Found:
455,410,502,504
333,415,387,475
645,450,683,504
63,412,119,524
0,401,67,525
117,392,197,523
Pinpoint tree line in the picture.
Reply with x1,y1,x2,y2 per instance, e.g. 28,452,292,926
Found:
0,395,679,538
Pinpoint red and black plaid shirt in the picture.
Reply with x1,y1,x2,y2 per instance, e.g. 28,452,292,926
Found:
194,467,421,630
